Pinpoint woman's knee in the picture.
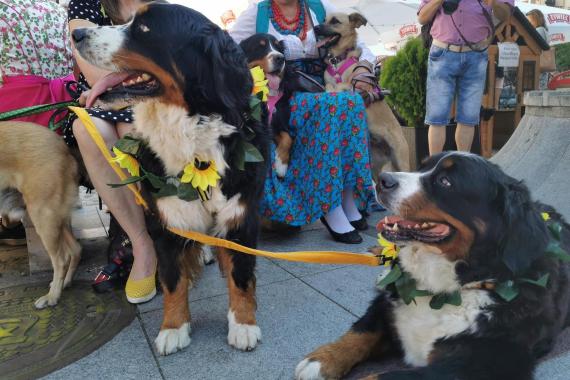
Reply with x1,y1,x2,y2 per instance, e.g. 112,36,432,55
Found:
72,117,118,150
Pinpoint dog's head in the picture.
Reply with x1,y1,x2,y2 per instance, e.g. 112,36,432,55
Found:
239,33,285,92
239,33,323,94
314,12,367,53
377,152,550,278
72,3,252,125
240,34,285,77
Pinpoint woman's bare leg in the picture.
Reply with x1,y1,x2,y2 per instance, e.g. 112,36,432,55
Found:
73,118,156,282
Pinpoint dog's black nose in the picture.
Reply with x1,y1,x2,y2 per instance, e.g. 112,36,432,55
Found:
275,55,284,66
72,29,87,43
379,173,398,192
314,25,322,35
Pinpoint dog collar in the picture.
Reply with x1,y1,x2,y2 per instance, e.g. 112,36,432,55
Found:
326,56,359,84
326,48,355,66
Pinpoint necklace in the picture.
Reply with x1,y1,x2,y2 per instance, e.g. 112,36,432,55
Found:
270,0,308,40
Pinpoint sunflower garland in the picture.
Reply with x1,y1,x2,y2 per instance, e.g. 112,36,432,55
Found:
181,159,220,191
250,66,269,102
111,146,140,177
106,67,269,201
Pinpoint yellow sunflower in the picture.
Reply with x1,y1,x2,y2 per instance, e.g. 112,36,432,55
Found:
377,234,400,267
180,159,220,191
111,147,140,177
250,66,269,102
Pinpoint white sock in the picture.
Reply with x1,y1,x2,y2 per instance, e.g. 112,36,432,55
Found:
342,188,362,222
324,206,354,234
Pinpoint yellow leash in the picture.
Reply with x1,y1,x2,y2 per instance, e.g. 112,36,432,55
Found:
69,106,381,267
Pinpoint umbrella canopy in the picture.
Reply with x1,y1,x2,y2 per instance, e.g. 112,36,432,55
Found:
516,3,570,45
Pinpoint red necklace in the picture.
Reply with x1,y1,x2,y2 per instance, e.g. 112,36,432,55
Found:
271,1,301,27
270,1,308,40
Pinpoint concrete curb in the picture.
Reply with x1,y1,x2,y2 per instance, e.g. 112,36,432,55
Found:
491,90,570,219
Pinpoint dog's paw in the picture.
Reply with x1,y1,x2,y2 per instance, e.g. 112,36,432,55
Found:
295,359,324,380
274,156,288,179
227,311,261,351
34,294,59,309
154,323,191,356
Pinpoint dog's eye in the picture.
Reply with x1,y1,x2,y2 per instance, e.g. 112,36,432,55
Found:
438,176,452,188
139,24,150,33
330,17,341,25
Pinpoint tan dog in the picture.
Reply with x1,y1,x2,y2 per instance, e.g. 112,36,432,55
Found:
315,12,411,176
0,121,81,308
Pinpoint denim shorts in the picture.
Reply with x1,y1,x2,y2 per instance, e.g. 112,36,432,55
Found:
425,45,488,127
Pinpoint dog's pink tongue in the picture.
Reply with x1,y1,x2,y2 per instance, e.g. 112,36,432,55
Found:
85,72,131,108
316,37,332,49
266,74,281,91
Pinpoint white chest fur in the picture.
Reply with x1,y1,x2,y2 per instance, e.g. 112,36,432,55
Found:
132,102,244,236
393,289,494,366
393,243,494,366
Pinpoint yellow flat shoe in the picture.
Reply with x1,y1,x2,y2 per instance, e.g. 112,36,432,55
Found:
125,272,157,304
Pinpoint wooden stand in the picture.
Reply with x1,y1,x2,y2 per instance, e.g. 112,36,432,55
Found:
480,9,547,157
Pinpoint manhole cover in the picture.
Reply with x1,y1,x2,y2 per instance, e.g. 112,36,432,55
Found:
0,281,136,379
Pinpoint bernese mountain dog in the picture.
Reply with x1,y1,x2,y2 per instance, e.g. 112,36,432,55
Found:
296,152,570,380
239,33,323,178
71,3,269,355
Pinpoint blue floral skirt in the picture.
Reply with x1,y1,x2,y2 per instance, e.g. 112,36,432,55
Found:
260,91,375,226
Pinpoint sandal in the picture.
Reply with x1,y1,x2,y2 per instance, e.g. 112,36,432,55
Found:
92,215,134,293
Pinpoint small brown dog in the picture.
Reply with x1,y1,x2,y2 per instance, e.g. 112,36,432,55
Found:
0,121,81,308
315,12,411,176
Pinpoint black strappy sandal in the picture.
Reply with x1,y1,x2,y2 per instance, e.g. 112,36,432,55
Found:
92,215,134,293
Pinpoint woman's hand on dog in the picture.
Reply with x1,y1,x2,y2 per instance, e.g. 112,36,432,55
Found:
352,66,374,92
78,89,91,107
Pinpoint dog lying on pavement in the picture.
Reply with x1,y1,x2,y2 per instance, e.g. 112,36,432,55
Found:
296,152,570,380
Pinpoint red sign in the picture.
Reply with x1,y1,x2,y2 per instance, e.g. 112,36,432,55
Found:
547,13,570,24
399,24,418,38
551,33,566,42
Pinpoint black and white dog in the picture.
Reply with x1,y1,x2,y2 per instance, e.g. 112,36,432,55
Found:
239,33,323,178
296,152,570,380
72,3,269,356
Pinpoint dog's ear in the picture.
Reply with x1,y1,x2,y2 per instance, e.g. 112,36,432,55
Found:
181,26,252,125
238,35,257,58
348,13,367,28
499,180,548,275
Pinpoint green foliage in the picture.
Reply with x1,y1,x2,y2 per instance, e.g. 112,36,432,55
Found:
556,42,570,72
380,38,429,127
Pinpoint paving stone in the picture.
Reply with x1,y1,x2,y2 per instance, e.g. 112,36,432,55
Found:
140,278,354,380
137,257,294,314
536,352,570,380
42,318,161,380
302,265,385,316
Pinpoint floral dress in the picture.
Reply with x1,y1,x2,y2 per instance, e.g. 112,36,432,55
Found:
260,91,375,226
0,0,72,80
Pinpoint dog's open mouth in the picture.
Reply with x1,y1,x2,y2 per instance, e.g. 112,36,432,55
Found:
316,34,340,49
377,215,454,243
85,71,160,107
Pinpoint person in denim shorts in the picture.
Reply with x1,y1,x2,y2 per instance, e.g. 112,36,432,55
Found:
418,0,513,155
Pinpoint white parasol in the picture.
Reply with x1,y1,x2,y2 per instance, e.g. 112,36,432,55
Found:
516,3,570,46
